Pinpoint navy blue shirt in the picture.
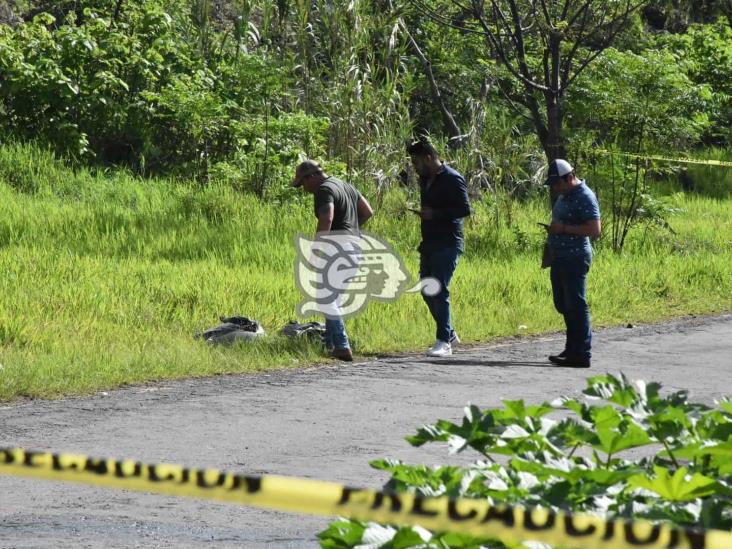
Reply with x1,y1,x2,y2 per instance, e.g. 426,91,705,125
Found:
549,180,600,258
419,164,471,253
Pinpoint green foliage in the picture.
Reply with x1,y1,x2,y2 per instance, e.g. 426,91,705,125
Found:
0,4,184,159
210,112,330,197
281,0,416,191
400,3,488,136
318,519,367,548
3,0,732,192
0,1,326,188
654,18,732,146
567,48,713,153
320,374,732,547
642,1,732,33
446,106,545,229
566,43,720,253
582,154,686,254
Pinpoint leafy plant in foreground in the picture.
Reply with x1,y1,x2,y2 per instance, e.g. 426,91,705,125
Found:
319,373,732,548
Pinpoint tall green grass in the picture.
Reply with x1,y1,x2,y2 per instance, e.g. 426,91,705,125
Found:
0,142,730,400
647,147,732,199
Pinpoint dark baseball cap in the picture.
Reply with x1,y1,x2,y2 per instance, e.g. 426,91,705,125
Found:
292,160,322,187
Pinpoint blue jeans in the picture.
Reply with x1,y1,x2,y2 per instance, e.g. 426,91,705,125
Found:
420,246,461,343
321,241,359,352
550,254,592,358
324,318,350,351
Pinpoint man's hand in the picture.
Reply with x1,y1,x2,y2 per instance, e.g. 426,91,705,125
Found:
548,221,564,234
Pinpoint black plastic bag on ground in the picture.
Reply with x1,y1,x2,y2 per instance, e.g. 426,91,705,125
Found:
279,321,326,344
195,316,265,346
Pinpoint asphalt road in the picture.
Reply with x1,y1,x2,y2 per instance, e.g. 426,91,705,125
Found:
1,314,730,548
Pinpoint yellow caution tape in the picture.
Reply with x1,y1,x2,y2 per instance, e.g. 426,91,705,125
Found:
591,149,732,168
2,447,731,549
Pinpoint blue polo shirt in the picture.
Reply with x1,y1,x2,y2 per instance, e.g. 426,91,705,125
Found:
549,180,600,258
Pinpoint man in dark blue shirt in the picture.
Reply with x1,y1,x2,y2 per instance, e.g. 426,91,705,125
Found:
407,140,471,357
544,159,601,368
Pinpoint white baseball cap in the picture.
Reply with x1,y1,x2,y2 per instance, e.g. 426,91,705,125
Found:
544,159,574,186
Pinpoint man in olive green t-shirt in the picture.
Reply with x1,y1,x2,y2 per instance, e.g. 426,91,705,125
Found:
292,160,373,361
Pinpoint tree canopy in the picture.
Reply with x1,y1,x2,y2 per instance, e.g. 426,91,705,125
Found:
0,1,730,193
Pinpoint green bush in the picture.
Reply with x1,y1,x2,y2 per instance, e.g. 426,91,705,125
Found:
0,2,326,185
567,48,713,154
320,373,732,548
654,18,732,147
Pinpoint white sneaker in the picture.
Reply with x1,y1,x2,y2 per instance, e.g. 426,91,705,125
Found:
449,332,460,347
427,340,452,357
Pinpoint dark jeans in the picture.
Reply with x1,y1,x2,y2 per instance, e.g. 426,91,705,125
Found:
550,254,592,358
324,318,349,351
420,246,461,343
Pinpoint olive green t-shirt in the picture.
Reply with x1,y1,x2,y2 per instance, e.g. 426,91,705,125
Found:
314,176,361,234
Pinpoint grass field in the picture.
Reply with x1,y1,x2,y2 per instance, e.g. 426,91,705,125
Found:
1,143,730,401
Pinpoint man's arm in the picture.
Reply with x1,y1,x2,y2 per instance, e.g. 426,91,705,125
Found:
316,203,334,235
357,195,373,227
548,219,601,238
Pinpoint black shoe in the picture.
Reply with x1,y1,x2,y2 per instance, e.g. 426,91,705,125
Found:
548,350,567,365
552,354,590,368
331,348,353,362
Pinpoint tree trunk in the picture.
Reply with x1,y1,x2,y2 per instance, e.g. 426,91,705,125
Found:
113,0,124,22
544,92,566,205
544,93,566,162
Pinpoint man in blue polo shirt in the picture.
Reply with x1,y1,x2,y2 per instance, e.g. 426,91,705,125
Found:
544,159,601,368
408,140,471,357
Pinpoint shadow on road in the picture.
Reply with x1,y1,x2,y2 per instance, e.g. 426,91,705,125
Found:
426,359,553,368
375,357,560,368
